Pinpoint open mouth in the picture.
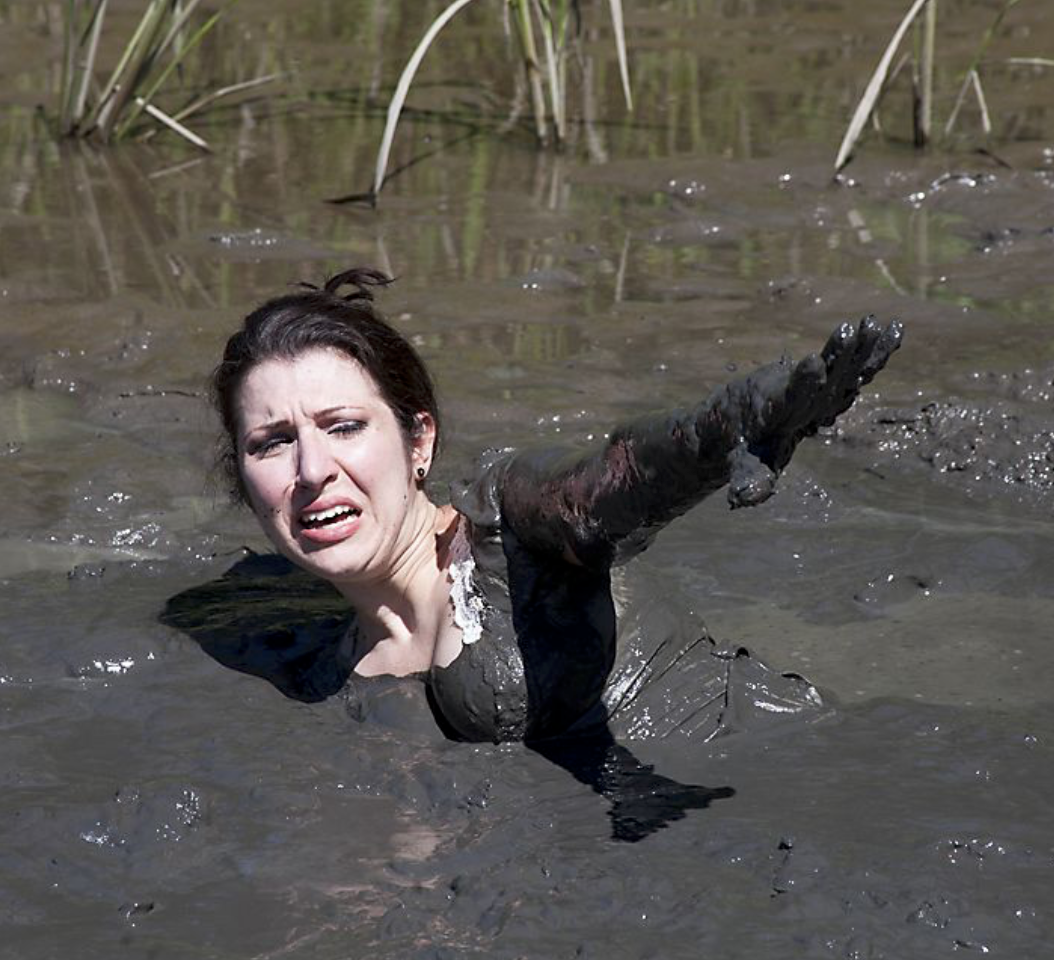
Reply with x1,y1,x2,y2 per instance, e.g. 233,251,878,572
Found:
299,505,361,530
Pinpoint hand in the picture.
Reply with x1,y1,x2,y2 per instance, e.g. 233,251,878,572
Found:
718,317,903,508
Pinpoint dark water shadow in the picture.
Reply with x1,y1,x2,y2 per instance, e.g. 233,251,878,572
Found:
530,729,735,843
160,552,353,703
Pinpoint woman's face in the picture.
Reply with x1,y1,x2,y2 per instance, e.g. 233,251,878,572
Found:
235,348,435,586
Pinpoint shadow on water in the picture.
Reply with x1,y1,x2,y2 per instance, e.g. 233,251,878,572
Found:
160,553,353,703
161,552,734,842
529,731,735,843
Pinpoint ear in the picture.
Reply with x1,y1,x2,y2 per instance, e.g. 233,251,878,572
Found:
410,412,438,478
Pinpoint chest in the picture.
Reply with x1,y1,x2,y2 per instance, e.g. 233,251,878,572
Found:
427,526,617,742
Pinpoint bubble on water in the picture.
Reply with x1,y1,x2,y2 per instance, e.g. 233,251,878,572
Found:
91,658,136,675
209,227,280,248
666,178,707,199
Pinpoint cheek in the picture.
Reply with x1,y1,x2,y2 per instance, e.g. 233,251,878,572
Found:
239,460,284,515
354,439,415,487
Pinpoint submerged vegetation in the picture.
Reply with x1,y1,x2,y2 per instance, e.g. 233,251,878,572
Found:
58,0,275,149
835,0,1047,172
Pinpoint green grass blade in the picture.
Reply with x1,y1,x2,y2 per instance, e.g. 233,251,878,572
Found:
72,0,110,128
944,0,1022,136
919,0,936,144
114,7,222,139
85,0,166,133
970,69,991,134
372,0,481,198
533,0,565,140
154,0,208,63
510,0,550,143
607,0,632,111
172,0,186,61
98,0,174,138
834,0,933,173
85,0,158,129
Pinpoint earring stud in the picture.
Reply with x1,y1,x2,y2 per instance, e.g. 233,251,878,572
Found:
416,466,426,479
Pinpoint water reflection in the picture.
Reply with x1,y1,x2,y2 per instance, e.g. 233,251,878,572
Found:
3,0,1054,328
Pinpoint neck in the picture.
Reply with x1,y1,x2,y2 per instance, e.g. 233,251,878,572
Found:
337,497,458,676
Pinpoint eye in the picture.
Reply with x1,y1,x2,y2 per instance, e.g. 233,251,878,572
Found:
247,435,291,457
330,420,366,437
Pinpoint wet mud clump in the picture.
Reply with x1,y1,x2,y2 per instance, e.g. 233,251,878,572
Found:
832,365,1054,503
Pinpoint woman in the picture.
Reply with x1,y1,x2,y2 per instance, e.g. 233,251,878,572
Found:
205,267,902,748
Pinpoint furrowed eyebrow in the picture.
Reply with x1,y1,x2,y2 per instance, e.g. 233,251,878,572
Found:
241,406,367,443
315,405,367,418
242,418,290,440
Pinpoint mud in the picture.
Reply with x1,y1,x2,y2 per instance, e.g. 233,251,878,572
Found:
835,389,1054,503
2,0,1054,956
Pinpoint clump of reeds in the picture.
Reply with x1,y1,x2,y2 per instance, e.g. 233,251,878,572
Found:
835,0,1040,172
59,0,275,150
368,0,631,201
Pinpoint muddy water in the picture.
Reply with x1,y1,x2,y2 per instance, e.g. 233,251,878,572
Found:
2,0,1054,956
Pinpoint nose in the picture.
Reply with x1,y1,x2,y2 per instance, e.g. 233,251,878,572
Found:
295,431,338,491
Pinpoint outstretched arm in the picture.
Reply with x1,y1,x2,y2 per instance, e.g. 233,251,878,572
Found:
500,317,903,568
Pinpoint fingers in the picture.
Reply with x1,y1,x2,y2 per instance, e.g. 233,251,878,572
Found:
858,318,903,384
820,320,857,370
817,315,903,423
853,315,884,371
827,315,900,381
714,317,901,508
822,318,870,393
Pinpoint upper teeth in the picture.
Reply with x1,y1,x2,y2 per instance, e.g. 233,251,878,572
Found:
303,505,357,523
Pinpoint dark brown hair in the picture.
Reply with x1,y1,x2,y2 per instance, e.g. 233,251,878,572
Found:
211,268,440,503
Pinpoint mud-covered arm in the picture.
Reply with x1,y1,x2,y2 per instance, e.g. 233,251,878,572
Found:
500,317,903,568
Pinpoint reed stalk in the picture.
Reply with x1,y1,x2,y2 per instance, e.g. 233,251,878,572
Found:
510,0,550,143
608,0,632,112
971,70,992,134
834,0,931,172
59,0,76,130
58,0,270,147
113,5,223,140
836,0,1033,171
371,0,479,198
369,0,633,201
944,0,1023,136
533,0,567,142
917,0,937,145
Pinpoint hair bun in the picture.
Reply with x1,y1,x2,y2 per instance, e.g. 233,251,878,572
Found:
322,267,394,302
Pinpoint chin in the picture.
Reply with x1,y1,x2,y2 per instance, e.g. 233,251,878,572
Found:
287,539,373,586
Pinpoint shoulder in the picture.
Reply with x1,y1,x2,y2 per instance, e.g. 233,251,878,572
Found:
448,447,517,532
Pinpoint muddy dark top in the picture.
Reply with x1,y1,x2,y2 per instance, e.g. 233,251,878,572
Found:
429,393,816,743
428,317,902,742
429,447,616,742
